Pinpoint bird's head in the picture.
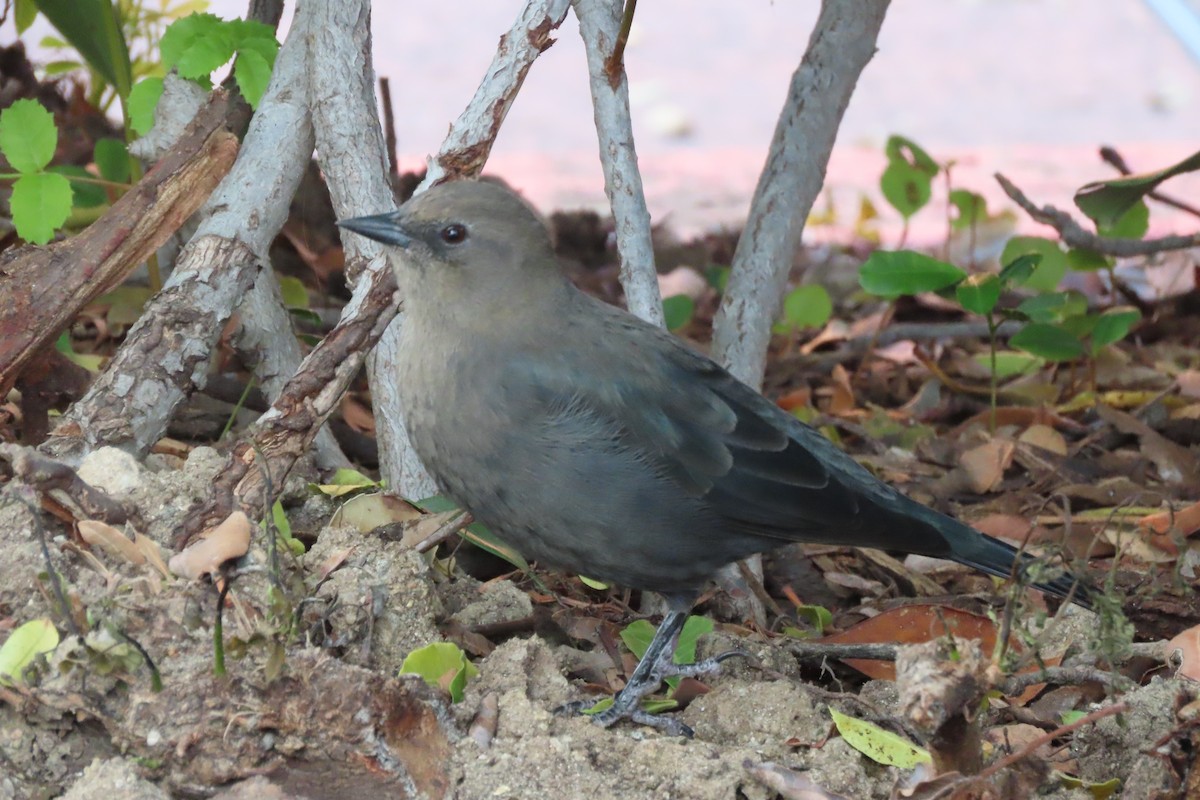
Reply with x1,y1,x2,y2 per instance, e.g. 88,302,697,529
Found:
338,180,564,318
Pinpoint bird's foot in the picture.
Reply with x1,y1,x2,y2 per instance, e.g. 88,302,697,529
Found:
557,648,748,738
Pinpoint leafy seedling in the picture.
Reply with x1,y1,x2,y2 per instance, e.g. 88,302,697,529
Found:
400,641,478,702
880,135,939,225
0,618,59,687
0,100,72,244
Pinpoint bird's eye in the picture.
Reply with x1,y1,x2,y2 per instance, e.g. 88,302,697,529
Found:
440,224,468,244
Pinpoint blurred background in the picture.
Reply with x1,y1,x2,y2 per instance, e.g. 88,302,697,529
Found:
16,0,1200,241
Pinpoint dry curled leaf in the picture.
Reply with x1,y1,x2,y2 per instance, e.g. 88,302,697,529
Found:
168,510,252,580
77,520,145,565
959,438,1015,493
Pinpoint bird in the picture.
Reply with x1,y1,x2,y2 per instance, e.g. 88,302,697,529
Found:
337,179,1091,736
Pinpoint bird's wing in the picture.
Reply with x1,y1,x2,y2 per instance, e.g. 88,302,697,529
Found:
512,305,904,544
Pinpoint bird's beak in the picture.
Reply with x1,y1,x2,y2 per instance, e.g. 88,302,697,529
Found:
336,212,414,247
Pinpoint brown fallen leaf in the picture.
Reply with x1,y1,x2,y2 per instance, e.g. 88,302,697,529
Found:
959,437,1015,493
1096,404,1200,487
1138,500,1200,540
168,510,252,580
1017,423,1067,456
77,520,145,566
1166,624,1200,681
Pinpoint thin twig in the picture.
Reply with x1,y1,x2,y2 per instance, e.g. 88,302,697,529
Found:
787,641,898,661
999,665,1131,695
603,0,637,88
996,172,1200,257
414,510,473,553
975,701,1129,781
379,76,398,176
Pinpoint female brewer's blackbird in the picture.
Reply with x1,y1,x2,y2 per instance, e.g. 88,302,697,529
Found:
338,179,1090,735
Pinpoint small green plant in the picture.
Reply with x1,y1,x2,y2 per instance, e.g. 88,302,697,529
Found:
4,9,279,245
861,134,1155,428
858,247,1141,427
400,641,479,702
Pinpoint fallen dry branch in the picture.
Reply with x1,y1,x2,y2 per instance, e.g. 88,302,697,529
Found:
0,443,130,524
0,92,239,397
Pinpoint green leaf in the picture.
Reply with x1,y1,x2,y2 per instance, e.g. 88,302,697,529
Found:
15,0,38,33
278,276,309,309
974,350,1043,378
12,172,73,244
228,19,281,53
33,0,132,98
266,499,304,556
662,294,695,331
1058,774,1122,800
620,615,712,693
858,250,966,298
706,265,730,293
672,615,713,665
1098,199,1149,240
1066,247,1111,272
1010,323,1084,362
794,604,832,635
619,619,656,660
883,134,938,173
1075,148,1200,229
0,619,59,687
955,273,1001,315
1089,307,1140,352
0,98,57,173
880,161,932,219
948,189,986,231
43,60,83,76
93,138,129,183
127,78,164,136
1016,291,1088,324
161,13,234,79
776,284,832,331
830,707,931,768
55,331,104,371
997,253,1040,286
233,49,273,109
879,135,938,219
579,576,609,590
399,642,478,703
999,237,1067,292
49,165,106,208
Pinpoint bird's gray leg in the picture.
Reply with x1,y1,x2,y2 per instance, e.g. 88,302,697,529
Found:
561,609,748,737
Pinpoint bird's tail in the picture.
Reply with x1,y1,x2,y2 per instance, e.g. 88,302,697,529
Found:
903,503,1094,610
946,519,1093,610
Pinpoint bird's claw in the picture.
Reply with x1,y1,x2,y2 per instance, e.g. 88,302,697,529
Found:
555,647,749,738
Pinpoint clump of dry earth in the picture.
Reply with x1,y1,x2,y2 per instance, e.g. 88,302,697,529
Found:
0,447,1193,799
